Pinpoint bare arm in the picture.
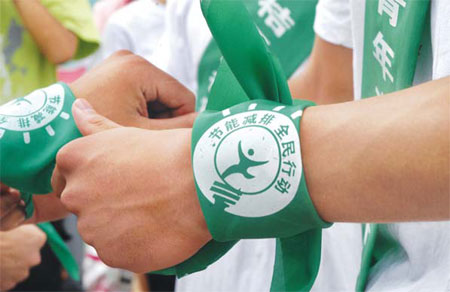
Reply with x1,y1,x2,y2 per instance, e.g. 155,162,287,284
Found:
288,36,354,104
13,0,78,64
302,76,450,223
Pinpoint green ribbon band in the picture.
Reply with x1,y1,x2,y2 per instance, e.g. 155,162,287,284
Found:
0,82,81,195
192,100,326,240
357,1,430,291
38,222,80,281
0,83,81,281
196,0,317,111
158,1,330,291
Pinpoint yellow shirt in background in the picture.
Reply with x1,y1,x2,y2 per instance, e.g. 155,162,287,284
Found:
0,0,100,104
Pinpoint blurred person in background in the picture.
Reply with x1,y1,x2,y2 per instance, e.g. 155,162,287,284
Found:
97,0,166,63
0,0,99,103
0,0,99,290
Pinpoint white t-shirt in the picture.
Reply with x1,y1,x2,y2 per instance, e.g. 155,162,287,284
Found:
150,0,210,93
314,0,450,291
152,1,362,291
97,0,166,63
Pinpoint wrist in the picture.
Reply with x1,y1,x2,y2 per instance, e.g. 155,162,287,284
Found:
191,99,329,241
180,128,212,243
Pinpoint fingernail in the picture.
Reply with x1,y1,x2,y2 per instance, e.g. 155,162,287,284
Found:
74,99,95,113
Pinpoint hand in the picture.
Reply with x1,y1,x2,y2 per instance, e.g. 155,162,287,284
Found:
0,183,25,231
52,100,211,273
2,51,197,229
0,184,69,231
0,225,46,291
70,50,197,129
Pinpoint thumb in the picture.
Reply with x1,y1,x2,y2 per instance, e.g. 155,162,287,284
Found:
72,99,121,136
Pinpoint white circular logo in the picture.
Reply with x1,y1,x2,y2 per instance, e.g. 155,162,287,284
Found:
0,84,65,132
193,108,302,218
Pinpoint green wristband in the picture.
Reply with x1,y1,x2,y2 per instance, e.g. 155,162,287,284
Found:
192,99,329,241
0,82,80,195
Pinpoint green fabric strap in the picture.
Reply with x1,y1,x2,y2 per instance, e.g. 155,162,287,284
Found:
196,0,317,111
157,3,329,291
191,1,329,291
357,1,430,291
0,82,81,195
0,83,81,281
38,222,80,281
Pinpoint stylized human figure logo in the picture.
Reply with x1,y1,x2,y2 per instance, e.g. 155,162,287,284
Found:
193,108,302,217
221,141,268,179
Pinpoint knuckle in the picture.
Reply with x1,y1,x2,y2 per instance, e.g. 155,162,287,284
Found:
60,189,79,215
88,114,109,130
19,269,30,281
97,249,120,269
55,143,78,171
59,190,72,208
37,231,47,246
77,220,94,246
29,253,42,266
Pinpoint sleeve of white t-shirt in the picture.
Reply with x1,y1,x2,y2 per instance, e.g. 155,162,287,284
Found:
432,0,450,79
313,0,353,49
101,22,133,60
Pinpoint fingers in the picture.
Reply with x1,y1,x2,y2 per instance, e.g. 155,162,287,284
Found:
1,184,25,231
50,166,66,199
138,63,196,115
0,207,26,231
27,225,47,248
154,79,196,115
0,188,21,216
72,99,121,136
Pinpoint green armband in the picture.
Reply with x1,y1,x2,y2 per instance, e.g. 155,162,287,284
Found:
0,83,80,280
0,82,80,202
192,100,329,240
155,1,332,290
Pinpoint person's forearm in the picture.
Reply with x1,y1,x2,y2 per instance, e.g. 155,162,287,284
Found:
288,36,354,105
13,0,77,64
302,77,450,223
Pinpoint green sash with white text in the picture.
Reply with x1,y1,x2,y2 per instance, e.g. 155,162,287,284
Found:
357,0,430,290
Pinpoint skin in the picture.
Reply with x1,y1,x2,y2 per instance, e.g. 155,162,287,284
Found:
289,37,354,104
1,37,348,229
13,0,78,64
0,184,25,230
0,225,46,291
301,76,450,222
2,38,448,272
52,100,209,273
0,51,196,231
49,74,448,272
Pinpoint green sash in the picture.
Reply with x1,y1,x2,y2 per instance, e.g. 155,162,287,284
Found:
197,0,317,111
357,1,430,290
